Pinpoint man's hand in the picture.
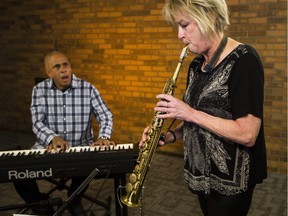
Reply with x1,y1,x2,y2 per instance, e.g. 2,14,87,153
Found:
47,136,69,153
91,138,115,147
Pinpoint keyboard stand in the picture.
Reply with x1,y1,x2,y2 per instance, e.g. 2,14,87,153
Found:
46,178,111,210
53,168,100,216
46,174,127,216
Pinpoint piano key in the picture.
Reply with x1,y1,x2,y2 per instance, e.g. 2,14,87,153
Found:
0,143,134,157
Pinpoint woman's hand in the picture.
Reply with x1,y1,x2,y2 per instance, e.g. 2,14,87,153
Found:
155,94,193,121
139,126,166,149
139,126,150,148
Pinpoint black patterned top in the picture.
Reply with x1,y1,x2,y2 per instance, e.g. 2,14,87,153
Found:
183,44,267,196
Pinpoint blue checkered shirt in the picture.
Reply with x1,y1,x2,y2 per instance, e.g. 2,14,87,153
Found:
31,74,113,149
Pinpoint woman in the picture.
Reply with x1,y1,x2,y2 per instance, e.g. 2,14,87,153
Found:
140,0,267,215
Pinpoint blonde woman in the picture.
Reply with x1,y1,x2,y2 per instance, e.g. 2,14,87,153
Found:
140,0,267,215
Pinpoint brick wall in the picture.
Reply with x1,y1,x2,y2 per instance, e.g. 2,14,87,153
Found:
0,0,286,174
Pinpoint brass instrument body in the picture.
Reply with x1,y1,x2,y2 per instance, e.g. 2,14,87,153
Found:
121,46,189,207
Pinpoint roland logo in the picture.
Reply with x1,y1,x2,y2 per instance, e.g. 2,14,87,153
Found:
8,168,53,180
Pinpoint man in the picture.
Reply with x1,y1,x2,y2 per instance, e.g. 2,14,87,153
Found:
14,51,114,215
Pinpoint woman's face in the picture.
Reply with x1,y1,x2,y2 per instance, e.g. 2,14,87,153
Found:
175,13,211,55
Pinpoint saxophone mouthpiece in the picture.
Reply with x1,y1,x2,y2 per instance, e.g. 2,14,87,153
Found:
180,45,189,61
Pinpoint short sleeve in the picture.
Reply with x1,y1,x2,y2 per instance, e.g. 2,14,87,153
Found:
229,48,264,120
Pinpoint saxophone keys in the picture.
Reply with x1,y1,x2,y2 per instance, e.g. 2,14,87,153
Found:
135,164,141,172
129,173,137,183
125,182,133,193
142,150,148,159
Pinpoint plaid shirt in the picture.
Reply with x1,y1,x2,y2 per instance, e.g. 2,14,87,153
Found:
31,74,113,149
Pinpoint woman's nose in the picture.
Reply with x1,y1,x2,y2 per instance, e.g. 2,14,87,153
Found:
178,26,185,40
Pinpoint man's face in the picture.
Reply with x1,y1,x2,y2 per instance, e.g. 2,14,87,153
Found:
45,53,72,90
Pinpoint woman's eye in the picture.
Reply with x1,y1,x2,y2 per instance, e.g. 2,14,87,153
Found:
180,23,189,29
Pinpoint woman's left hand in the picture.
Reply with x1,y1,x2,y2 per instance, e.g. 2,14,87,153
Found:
154,94,193,121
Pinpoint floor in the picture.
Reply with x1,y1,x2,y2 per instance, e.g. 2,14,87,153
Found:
0,130,286,216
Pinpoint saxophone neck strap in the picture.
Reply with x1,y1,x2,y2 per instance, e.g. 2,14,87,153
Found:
204,36,228,73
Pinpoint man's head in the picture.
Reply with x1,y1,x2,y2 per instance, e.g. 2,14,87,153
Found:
44,51,72,90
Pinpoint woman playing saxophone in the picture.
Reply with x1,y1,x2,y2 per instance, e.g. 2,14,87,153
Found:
139,0,267,216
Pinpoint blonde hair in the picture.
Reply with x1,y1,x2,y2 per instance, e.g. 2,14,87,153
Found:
163,0,230,39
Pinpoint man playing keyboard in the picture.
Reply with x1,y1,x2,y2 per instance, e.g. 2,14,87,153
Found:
13,50,114,216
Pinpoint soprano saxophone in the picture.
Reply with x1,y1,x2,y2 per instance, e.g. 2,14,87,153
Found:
121,45,189,207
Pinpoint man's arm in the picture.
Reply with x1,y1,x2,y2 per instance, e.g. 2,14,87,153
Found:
90,86,114,146
31,86,58,148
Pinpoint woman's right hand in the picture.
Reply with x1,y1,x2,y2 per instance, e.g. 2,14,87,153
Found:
138,126,165,148
139,126,150,148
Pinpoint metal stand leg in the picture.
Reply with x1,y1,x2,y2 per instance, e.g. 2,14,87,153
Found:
114,174,128,216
